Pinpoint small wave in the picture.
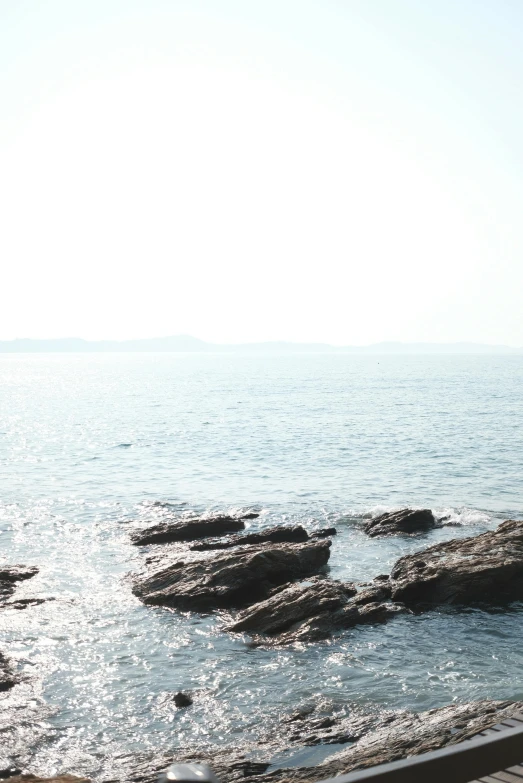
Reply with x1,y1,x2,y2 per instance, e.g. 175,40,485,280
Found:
433,507,492,527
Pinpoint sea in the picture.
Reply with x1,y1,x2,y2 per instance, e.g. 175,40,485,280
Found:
2,352,523,778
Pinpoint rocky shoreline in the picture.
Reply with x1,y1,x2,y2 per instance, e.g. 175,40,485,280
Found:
4,507,523,782
131,509,523,646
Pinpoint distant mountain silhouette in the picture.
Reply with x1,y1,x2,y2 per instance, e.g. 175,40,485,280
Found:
0,337,521,354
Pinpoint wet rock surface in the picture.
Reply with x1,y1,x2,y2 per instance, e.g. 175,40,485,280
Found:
131,514,258,546
0,565,39,603
132,540,331,610
227,579,408,645
227,578,357,635
363,508,436,537
6,777,90,783
389,518,523,607
99,699,523,783
190,525,310,551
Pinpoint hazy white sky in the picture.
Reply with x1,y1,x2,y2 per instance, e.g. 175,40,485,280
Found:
1,0,523,345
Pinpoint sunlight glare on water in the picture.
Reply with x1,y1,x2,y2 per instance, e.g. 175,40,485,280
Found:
2,353,523,777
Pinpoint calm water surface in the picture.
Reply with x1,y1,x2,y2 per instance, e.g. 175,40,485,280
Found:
1,353,523,777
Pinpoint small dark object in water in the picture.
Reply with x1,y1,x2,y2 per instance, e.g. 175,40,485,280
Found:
173,692,193,708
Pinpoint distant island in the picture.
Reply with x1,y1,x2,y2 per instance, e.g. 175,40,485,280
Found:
0,336,521,354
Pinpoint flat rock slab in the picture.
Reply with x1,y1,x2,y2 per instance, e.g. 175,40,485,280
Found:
132,540,331,610
190,525,310,551
363,508,435,537
99,700,523,783
262,699,523,783
389,518,523,606
131,514,258,546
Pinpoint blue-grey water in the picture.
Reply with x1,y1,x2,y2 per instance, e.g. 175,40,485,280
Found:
2,353,523,778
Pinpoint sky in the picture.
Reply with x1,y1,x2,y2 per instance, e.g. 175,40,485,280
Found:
1,0,523,345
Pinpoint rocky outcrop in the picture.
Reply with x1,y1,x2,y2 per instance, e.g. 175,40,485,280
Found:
363,508,435,537
0,565,39,603
227,579,408,644
260,699,523,783
190,525,309,551
99,700,523,783
228,578,357,635
389,518,523,607
131,514,258,546
132,540,331,610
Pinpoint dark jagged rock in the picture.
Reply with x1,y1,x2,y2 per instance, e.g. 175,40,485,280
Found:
131,515,257,546
0,565,38,603
310,527,337,539
363,508,435,537
389,518,523,607
0,759,22,779
0,651,18,692
190,525,309,551
173,692,193,708
132,540,331,610
227,578,406,645
228,578,357,635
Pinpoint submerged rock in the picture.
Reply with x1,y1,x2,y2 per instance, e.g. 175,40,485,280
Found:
228,579,407,645
190,525,310,551
131,514,257,546
363,508,435,537
389,518,523,607
132,540,331,610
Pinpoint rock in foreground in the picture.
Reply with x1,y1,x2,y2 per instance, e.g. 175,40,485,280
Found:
132,540,331,610
190,525,309,551
390,518,523,606
131,514,258,546
99,699,523,783
7,777,90,783
363,508,435,537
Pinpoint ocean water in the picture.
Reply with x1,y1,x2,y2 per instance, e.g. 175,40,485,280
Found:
2,353,523,778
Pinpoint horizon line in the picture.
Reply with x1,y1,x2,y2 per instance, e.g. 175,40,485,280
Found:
0,335,522,354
